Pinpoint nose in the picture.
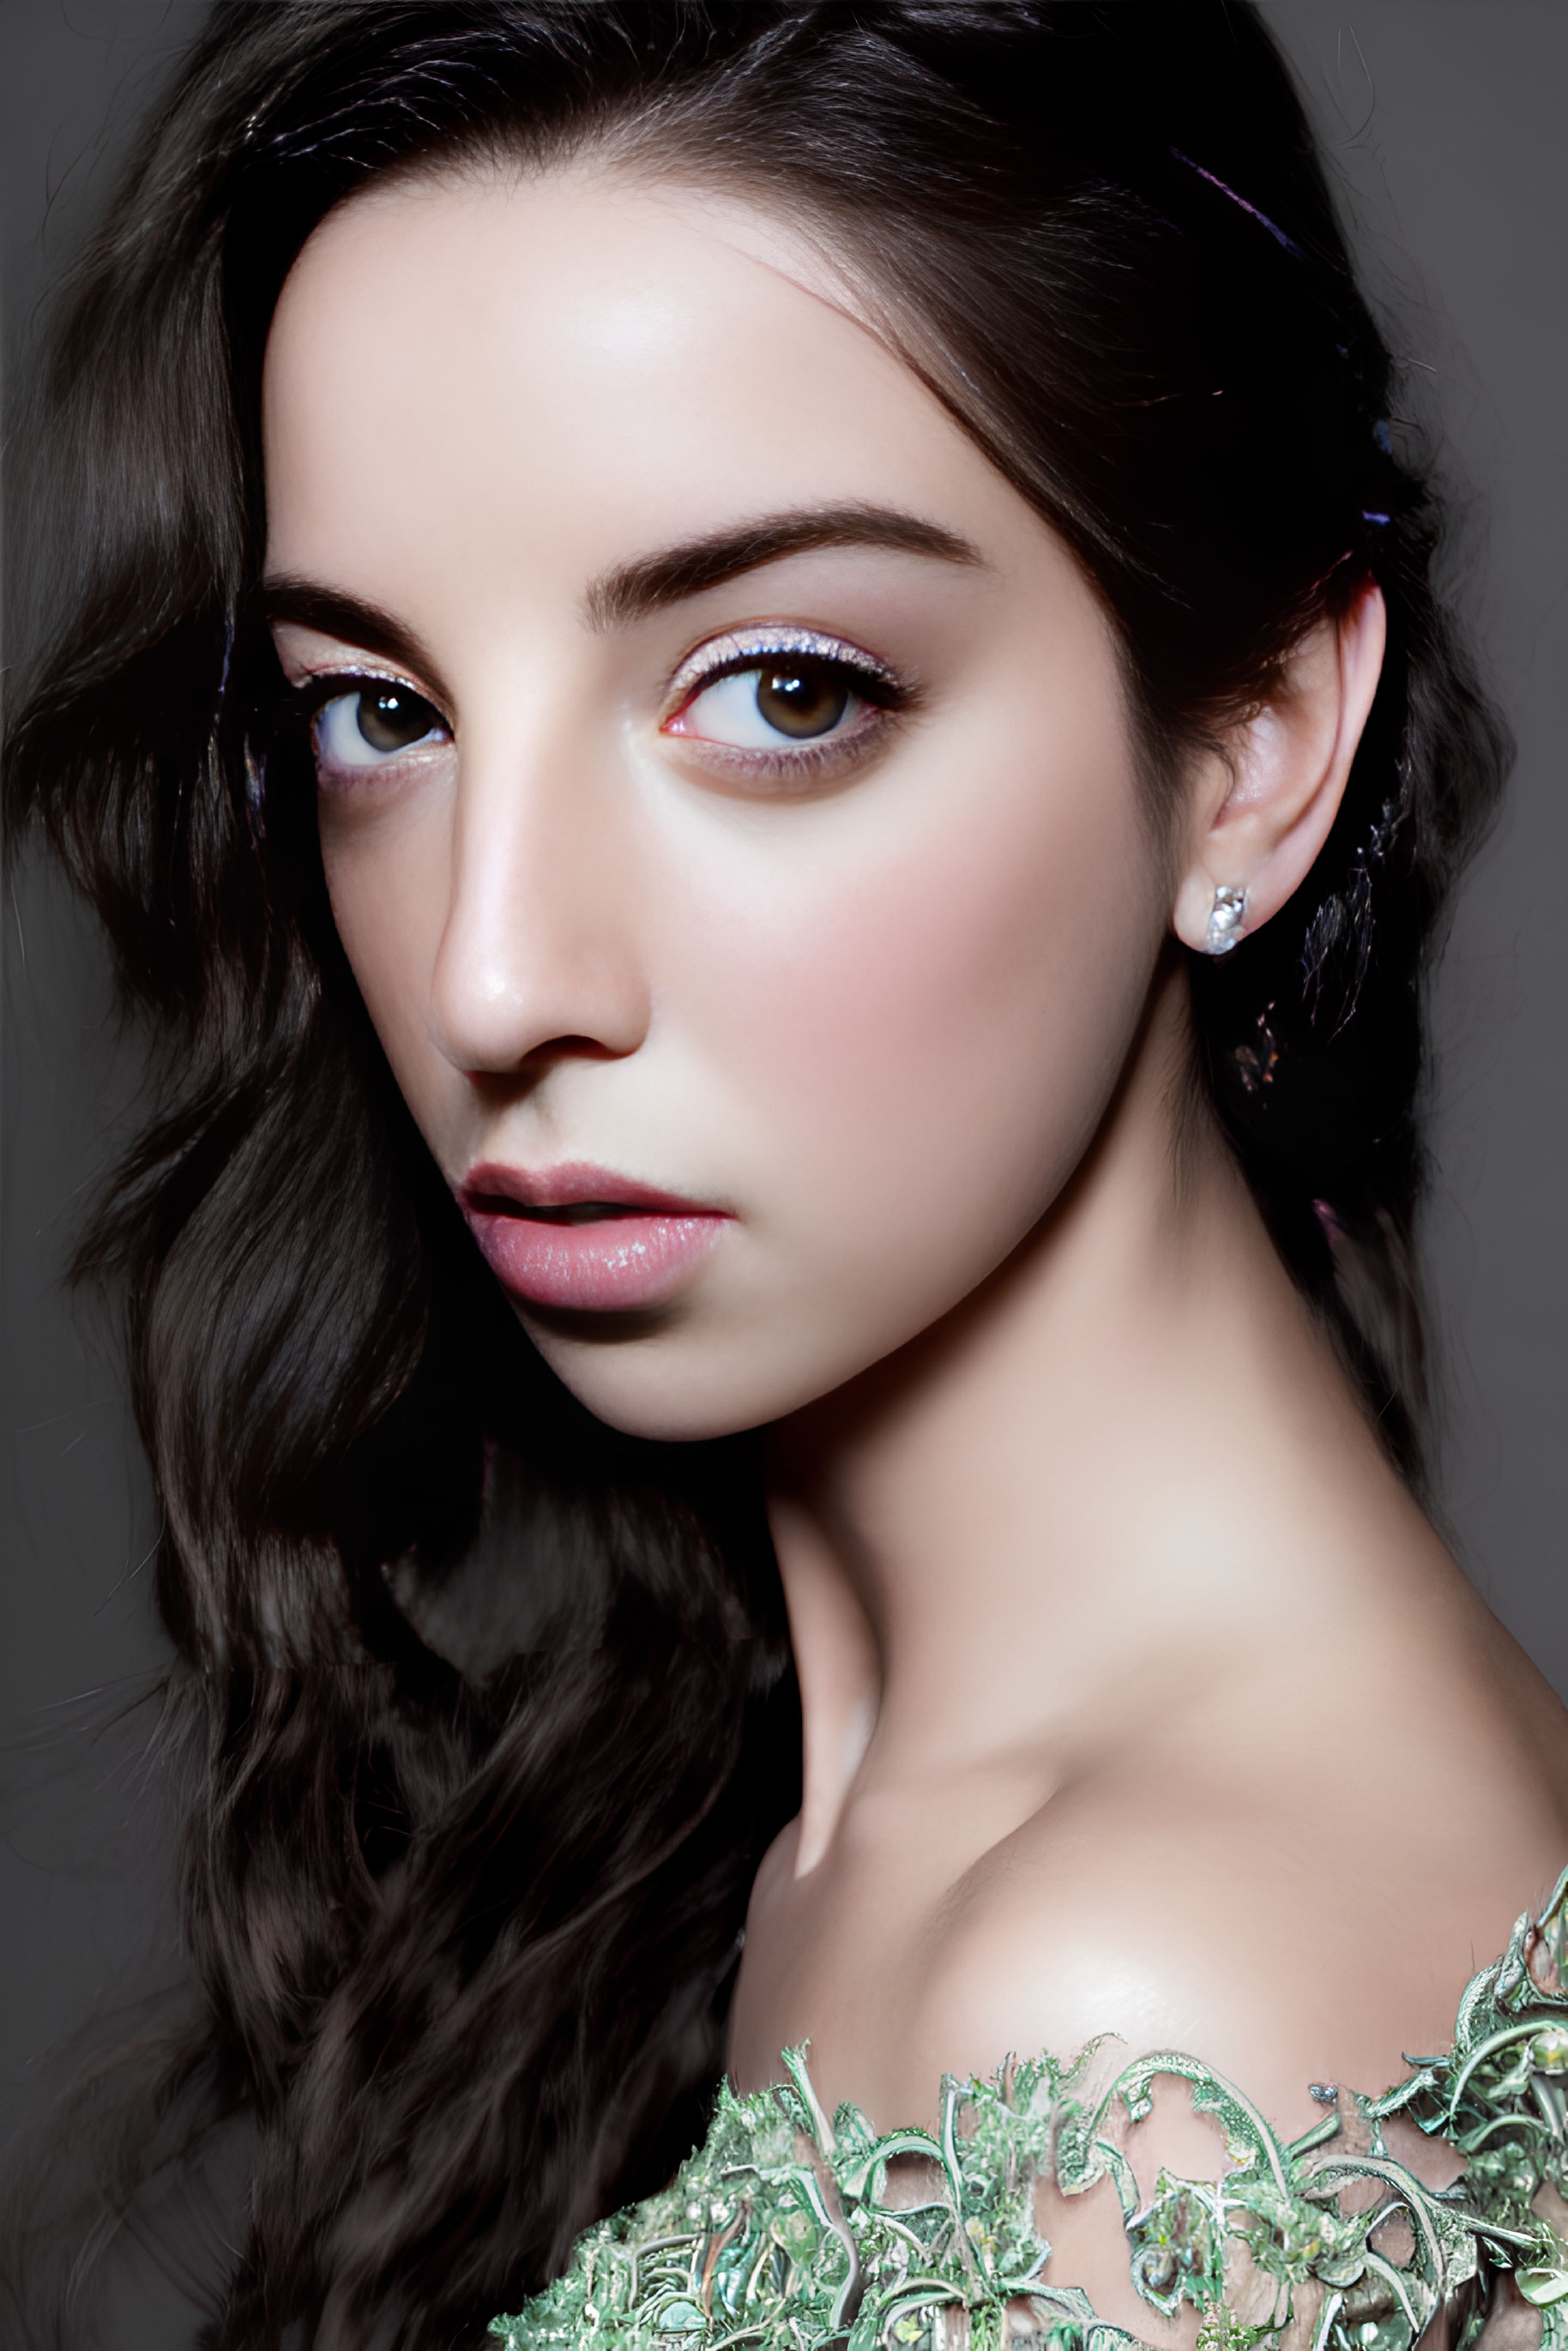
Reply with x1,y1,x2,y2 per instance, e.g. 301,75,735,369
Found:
429,731,651,1080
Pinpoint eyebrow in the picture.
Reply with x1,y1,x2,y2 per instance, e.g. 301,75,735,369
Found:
582,503,985,631
260,578,455,707
261,503,983,684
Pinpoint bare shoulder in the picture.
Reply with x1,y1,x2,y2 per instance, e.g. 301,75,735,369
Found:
895,1748,1567,2144
736,1543,1568,2165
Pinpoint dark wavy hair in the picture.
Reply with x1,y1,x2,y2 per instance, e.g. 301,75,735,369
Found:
3,3,1508,2345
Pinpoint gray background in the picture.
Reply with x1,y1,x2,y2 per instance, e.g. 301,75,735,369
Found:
2,0,1565,2332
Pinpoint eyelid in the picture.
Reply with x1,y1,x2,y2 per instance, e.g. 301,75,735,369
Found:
663,625,902,715
294,666,451,725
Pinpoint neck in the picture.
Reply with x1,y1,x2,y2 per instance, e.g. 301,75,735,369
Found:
764,961,1415,1875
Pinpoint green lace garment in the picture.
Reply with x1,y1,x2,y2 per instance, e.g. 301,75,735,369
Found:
492,1871,1568,2351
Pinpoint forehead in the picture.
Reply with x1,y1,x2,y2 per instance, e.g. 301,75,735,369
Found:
261,163,1035,590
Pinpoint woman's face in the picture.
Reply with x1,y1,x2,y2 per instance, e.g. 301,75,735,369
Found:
263,166,1173,1441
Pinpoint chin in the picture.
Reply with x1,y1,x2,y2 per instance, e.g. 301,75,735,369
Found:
520,1317,799,1444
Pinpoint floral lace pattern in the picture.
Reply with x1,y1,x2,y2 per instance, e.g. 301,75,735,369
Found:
492,1870,1568,2351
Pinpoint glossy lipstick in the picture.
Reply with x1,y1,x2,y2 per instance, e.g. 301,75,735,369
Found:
459,1161,731,1313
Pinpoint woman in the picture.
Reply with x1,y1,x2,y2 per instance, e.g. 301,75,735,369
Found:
8,4,1568,2348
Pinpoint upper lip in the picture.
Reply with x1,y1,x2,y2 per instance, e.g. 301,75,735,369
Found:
459,1160,726,1218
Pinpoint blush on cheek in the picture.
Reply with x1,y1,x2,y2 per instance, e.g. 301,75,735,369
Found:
764,738,1155,1367
725,765,1154,1197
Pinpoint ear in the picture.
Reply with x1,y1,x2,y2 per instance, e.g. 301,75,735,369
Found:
1172,582,1386,955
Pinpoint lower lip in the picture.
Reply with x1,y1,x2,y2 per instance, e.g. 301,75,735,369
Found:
464,1209,729,1312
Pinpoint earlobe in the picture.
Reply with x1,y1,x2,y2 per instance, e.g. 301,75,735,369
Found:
1172,582,1387,955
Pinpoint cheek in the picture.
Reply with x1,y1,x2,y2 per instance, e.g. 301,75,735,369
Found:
676,740,1165,1284
318,807,452,1123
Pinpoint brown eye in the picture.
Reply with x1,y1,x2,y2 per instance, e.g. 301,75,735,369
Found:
355,685,439,752
311,683,449,772
663,630,904,766
753,662,851,739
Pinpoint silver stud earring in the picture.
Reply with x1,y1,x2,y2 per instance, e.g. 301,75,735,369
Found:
1204,884,1247,956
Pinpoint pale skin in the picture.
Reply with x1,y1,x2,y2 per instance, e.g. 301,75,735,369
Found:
263,161,1568,2336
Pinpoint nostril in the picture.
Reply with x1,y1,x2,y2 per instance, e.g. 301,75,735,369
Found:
461,1033,636,1088
525,1034,637,1063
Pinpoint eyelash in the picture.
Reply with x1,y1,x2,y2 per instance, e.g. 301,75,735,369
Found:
286,630,914,789
291,672,450,765
660,629,914,785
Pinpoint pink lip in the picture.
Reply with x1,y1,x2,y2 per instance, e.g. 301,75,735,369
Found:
458,1160,732,1313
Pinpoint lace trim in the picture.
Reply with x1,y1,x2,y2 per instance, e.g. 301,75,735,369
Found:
492,1868,1568,2351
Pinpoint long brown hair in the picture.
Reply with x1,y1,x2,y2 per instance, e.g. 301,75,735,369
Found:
4,6,1508,2344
